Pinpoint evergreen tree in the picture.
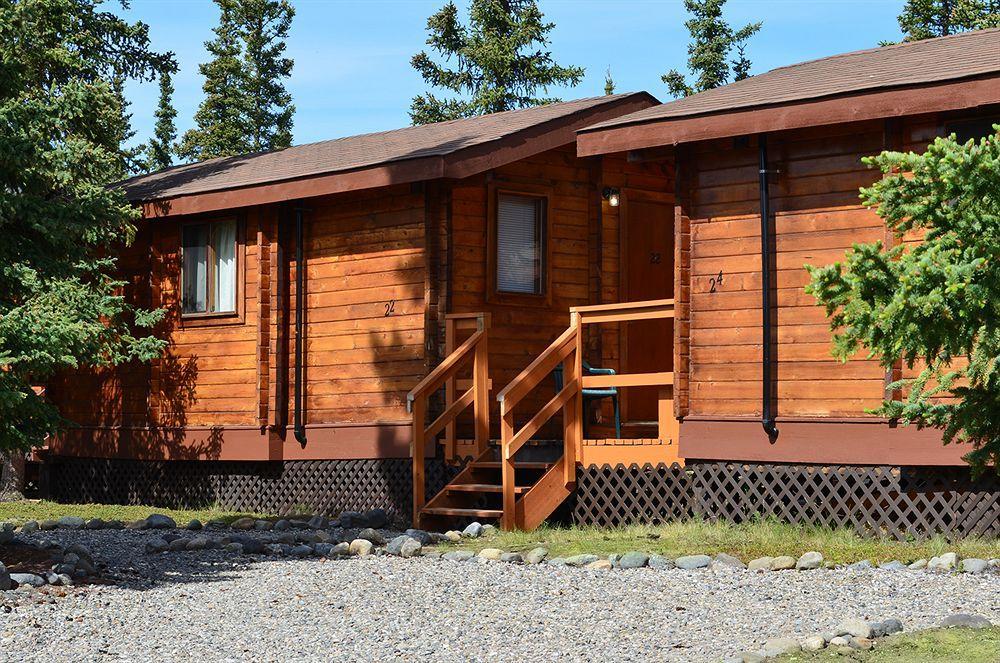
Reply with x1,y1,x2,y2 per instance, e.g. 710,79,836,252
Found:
179,0,295,161
410,0,584,125
143,68,178,172
604,66,616,96
662,0,761,98
0,0,169,450
894,0,999,42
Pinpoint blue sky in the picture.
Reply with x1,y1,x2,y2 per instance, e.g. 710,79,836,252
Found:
121,0,906,149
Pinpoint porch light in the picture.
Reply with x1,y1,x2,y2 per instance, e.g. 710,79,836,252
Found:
602,187,620,207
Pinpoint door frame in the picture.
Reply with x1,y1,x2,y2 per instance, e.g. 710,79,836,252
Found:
618,188,676,426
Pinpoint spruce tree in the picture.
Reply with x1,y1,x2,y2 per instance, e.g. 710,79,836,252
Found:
143,68,178,172
0,0,169,450
894,0,999,41
410,0,584,125
604,66,616,96
179,0,295,161
662,0,761,98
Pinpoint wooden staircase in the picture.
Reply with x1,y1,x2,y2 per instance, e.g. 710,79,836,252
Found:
409,300,676,531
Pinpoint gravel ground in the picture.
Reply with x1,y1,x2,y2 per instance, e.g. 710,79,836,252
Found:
4,530,1000,662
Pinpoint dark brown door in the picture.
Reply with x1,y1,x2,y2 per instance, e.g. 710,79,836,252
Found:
623,197,674,424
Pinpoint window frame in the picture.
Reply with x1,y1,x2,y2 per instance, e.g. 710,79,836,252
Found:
179,216,245,326
486,181,553,306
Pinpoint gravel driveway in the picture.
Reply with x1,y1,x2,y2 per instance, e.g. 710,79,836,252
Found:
4,529,1000,662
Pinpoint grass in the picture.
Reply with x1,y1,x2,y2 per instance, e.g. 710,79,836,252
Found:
0,500,275,526
776,628,1000,662
431,518,1000,564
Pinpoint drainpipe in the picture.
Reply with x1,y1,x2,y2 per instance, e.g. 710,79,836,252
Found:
293,206,307,446
758,135,779,440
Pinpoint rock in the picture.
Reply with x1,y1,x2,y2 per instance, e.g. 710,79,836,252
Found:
942,613,992,629
313,530,332,544
990,558,1000,569
242,540,266,555
908,559,928,570
253,520,272,531
145,537,169,554
272,519,290,531
84,518,106,529
349,539,373,557
871,618,904,637
481,524,497,536
837,618,873,639
307,515,328,529
619,551,650,569
186,536,210,551
648,555,674,570
442,550,474,562
296,531,320,544
462,522,483,538
338,511,366,528
0,563,10,591
962,558,989,574
362,508,389,529
106,519,124,529
675,554,712,570
422,550,442,560
168,538,189,551
19,520,39,534
879,560,907,571
125,519,149,530
444,530,462,542
386,535,421,558
740,653,765,663
145,514,176,529
276,532,296,545
747,557,773,571
500,552,523,564
523,547,548,565
56,516,85,529
404,529,434,546
851,637,874,650
10,572,45,587
230,517,256,530
225,542,243,554
565,554,600,567
829,636,851,647
266,543,285,556
714,552,745,569
329,542,351,557
185,519,202,531
847,559,874,571
770,555,797,571
478,548,503,561
290,544,313,558
586,559,613,570
796,551,824,570
762,638,801,657
38,519,57,531
546,558,567,567
928,552,958,572
802,635,827,652
313,543,333,556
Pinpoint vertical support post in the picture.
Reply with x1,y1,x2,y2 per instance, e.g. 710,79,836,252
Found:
501,409,516,530
473,316,490,457
563,313,582,486
444,317,456,461
411,398,426,529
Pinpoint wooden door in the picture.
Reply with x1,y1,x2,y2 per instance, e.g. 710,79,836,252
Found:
623,196,674,424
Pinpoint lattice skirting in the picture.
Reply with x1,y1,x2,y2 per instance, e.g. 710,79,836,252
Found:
47,456,459,527
573,462,1000,539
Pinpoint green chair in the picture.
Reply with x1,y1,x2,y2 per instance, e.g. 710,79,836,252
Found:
553,361,622,438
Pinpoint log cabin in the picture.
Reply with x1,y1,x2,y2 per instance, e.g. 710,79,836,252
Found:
46,28,1000,533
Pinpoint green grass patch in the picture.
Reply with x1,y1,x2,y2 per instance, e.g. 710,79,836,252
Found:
431,519,1000,564
0,500,274,526
777,628,1000,662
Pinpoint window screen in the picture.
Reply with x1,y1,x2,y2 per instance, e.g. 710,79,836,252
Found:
182,220,237,315
496,193,545,294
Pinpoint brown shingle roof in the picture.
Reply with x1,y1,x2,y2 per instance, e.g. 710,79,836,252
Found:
583,28,1000,132
122,93,655,202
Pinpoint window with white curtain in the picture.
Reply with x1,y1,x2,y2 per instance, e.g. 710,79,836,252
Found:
182,219,238,315
496,193,545,295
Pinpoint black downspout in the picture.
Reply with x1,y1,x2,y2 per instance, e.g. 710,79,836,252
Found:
293,207,307,446
758,135,779,440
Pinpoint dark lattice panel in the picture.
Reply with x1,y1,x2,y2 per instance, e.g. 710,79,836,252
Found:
572,463,693,527
691,463,1000,540
49,457,460,527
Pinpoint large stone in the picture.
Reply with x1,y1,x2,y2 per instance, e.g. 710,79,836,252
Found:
851,637,874,651
836,618,873,639
363,509,389,529
186,536,210,551
230,517,256,530
444,530,462,542
770,555,797,571
740,653,765,663
387,535,421,558
442,550,474,562
57,516,85,529
879,560,907,571
145,537,169,554
242,539,266,555
500,552,523,564
329,542,351,557
349,539,373,557
0,523,13,545
961,558,989,574
523,547,548,565
272,519,290,531
942,613,992,629
253,520,272,531
796,551,824,570
0,563,10,591
908,559,928,570
870,618,904,637
84,518,106,530
477,548,503,561
357,528,385,546
38,519,58,531
461,522,483,538
225,542,244,554
19,520,39,535
762,638,801,657
802,635,827,652
185,519,203,531
586,559,612,570
481,524,497,536
928,552,958,572
619,551,650,569
675,554,712,570
145,514,176,530
290,544,313,558
125,519,149,530
565,554,600,567
168,538,189,551
747,557,773,571
828,636,851,647
847,559,873,571
404,529,434,546
714,552,745,569
648,555,674,570
307,515,328,530
337,511,366,528
10,573,45,587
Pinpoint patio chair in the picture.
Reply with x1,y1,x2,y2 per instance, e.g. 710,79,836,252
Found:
553,361,622,439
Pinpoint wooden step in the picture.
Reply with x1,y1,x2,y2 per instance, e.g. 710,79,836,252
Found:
421,507,503,519
471,461,553,470
446,483,529,494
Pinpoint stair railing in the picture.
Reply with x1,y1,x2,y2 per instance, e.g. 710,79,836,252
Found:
407,312,490,527
497,299,676,530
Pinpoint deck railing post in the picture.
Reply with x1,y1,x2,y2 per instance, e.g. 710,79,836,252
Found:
501,410,516,530
411,397,426,528
473,317,490,457
444,317,457,461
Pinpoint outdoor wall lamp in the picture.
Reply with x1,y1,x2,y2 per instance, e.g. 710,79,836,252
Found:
602,187,620,207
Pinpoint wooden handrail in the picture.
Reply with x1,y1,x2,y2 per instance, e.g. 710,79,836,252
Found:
407,329,484,407
497,325,577,409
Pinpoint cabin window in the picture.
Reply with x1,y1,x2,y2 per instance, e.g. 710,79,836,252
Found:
945,117,1000,143
496,193,546,295
181,219,238,315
